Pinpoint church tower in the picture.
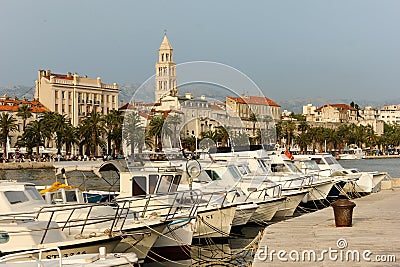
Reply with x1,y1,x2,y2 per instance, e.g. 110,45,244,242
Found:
155,34,177,102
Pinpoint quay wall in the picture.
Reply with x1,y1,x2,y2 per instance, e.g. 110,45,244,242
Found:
0,162,54,170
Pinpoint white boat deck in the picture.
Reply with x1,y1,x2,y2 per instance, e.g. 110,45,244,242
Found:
253,189,400,266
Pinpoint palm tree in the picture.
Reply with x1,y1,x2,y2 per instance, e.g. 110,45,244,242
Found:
165,114,182,148
0,113,18,160
298,121,309,133
294,132,312,154
281,120,296,148
104,110,124,155
52,114,71,155
123,111,144,158
248,112,258,137
40,111,57,147
63,123,79,155
79,111,106,156
215,126,230,147
17,104,32,132
23,119,50,155
148,116,171,152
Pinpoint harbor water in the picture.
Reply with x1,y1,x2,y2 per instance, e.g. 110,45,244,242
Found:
1,158,398,266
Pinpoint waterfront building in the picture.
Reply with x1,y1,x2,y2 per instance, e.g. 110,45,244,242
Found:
312,104,358,123
34,70,119,127
0,95,49,153
225,95,280,138
377,104,400,125
303,103,384,136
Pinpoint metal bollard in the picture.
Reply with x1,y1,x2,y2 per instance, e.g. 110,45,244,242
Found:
331,198,356,227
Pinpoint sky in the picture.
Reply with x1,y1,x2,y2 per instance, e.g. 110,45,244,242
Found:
1,0,400,102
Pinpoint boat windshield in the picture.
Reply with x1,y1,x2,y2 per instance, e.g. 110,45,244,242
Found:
324,156,339,165
257,159,270,173
285,162,300,173
236,164,251,176
228,165,242,181
157,174,181,193
301,160,320,171
26,186,45,201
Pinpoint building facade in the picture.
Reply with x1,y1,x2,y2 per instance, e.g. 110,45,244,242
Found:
305,104,358,123
35,70,119,127
377,105,400,124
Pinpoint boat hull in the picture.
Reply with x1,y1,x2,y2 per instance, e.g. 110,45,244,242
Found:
302,180,334,202
343,172,387,194
248,198,284,223
193,205,236,239
274,190,308,218
113,221,167,263
232,203,258,226
145,219,194,263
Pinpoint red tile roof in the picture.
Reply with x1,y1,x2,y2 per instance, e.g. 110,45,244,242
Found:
315,104,357,112
43,73,74,80
227,96,280,107
119,103,136,110
139,111,152,119
210,104,225,110
0,99,50,113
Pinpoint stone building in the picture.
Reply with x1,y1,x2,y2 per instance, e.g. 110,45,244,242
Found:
35,70,119,127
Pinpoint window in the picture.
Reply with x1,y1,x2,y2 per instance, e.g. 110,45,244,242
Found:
170,175,181,192
205,170,221,181
132,176,147,196
156,175,174,193
149,175,158,194
4,191,29,204
228,166,242,181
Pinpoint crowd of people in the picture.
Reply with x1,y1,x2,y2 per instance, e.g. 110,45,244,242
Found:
1,153,124,163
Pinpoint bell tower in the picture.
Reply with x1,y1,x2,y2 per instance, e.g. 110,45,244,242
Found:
155,33,177,102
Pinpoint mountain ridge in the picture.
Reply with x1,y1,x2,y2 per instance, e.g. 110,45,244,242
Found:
1,84,398,114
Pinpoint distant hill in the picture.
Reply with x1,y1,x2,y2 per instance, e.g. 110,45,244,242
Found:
1,84,398,113
278,97,391,114
0,85,34,100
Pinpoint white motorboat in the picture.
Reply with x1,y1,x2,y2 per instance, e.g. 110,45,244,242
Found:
103,163,199,262
338,147,364,160
293,153,387,193
0,247,138,266
0,180,121,258
200,161,285,224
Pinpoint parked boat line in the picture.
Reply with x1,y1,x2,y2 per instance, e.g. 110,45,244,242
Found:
0,149,398,266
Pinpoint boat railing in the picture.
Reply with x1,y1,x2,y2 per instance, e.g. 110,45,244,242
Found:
0,247,63,265
197,188,239,208
0,202,124,245
276,175,310,190
245,183,282,201
111,189,202,230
